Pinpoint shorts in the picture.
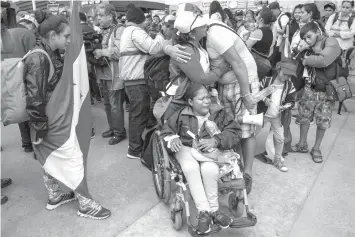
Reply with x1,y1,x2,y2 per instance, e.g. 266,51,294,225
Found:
218,77,259,139
298,88,334,129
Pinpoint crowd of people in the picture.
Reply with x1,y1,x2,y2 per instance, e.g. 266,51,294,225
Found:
1,0,354,234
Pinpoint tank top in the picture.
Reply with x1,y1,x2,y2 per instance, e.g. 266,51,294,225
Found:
252,27,273,56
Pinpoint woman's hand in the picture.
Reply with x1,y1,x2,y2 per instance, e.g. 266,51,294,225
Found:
170,137,183,152
243,94,257,112
198,138,218,152
165,45,191,64
264,98,272,107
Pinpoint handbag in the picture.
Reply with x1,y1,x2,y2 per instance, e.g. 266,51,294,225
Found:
326,65,352,102
251,49,271,79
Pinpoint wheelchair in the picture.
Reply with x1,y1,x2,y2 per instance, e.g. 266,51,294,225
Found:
149,127,257,236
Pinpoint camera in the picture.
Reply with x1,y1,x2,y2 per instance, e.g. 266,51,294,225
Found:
83,32,103,52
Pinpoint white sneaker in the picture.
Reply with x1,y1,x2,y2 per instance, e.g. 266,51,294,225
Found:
127,153,140,159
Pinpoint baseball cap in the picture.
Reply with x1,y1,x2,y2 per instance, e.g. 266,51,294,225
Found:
235,10,243,16
324,2,336,11
268,2,280,10
174,3,207,34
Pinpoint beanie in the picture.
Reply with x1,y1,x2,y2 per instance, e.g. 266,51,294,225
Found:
126,3,145,24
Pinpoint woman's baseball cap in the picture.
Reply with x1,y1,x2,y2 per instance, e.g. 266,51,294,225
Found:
174,3,207,34
19,14,39,28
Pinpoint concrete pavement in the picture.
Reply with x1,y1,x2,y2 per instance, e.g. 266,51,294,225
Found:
1,101,355,237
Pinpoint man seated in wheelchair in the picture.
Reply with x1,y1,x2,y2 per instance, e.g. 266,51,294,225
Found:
161,83,242,234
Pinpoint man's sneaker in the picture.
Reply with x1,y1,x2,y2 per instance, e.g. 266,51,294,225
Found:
127,152,140,159
212,211,233,229
109,136,125,145
102,130,114,138
1,195,8,205
46,191,76,210
196,211,212,234
77,200,111,220
1,178,12,189
24,145,33,153
274,158,288,172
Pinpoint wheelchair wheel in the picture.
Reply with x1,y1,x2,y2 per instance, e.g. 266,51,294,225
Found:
228,192,244,218
170,197,183,231
151,132,171,204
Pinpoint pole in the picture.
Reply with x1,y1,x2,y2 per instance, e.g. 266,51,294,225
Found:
32,0,36,11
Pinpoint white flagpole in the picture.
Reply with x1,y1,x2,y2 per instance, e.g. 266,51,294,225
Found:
32,0,36,11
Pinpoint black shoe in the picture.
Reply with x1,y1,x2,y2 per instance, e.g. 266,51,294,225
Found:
108,136,125,145
46,191,76,210
196,211,212,234
212,211,232,229
102,130,114,138
24,146,33,153
1,195,8,205
1,178,12,189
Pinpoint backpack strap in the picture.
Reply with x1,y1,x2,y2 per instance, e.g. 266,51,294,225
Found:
332,12,339,25
278,13,288,29
209,22,247,47
23,49,54,82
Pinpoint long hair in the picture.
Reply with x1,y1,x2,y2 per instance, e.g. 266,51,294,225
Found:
209,1,225,22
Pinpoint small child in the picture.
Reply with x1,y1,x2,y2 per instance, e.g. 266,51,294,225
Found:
259,61,297,172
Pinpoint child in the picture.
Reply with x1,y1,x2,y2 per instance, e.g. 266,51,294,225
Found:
259,61,297,172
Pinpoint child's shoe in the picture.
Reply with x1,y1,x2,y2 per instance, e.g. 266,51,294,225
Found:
212,211,232,228
274,158,288,172
196,211,212,234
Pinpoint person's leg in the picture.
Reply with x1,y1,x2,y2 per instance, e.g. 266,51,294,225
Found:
281,109,292,155
125,84,150,158
271,117,288,172
18,121,32,152
108,89,126,145
175,146,212,233
100,80,113,137
42,168,76,210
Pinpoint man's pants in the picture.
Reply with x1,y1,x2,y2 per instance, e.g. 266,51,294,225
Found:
125,84,151,156
99,80,126,137
18,121,31,148
281,109,292,153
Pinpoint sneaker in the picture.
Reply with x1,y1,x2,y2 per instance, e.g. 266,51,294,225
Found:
127,153,140,159
102,130,114,138
1,178,12,189
77,200,111,220
243,173,252,195
24,146,33,153
212,211,232,229
109,136,125,145
196,211,212,234
274,158,288,172
46,191,76,210
1,195,8,205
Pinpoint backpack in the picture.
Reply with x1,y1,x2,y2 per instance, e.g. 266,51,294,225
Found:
332,12,355,40
278,13,290,29
1,49,54,126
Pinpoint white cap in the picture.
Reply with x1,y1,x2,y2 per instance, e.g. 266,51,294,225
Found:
174,3,207,34
19,15,39,28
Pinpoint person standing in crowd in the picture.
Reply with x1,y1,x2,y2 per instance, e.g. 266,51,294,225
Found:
268,1,290,68
94,3,126,145
2,13,38,153
291,22,343,163
207,6,259,194
246,8,274,79
224,8,237,29
325,0,355,50
150,15,162,39
119,4,178,159
145,14,152,32
322,2,336,26
245,10,256,23
234,10,245,34
24,10,110,219
88,15,100,33
288,4,303,43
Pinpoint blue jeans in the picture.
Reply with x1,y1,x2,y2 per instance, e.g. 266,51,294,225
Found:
125,84,151,156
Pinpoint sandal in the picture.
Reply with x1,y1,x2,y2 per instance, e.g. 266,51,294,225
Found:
310,148,323,163
290,143,309,153
243,173,252,195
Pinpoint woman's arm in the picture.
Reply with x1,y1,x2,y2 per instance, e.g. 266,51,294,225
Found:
339,17,355,39
171,46,229,85
245,29,263,48
24,54,50,139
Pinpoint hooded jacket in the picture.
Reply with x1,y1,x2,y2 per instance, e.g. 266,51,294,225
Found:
161,106,241,152
24,39,64,138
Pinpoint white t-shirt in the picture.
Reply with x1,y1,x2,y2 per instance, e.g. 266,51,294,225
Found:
265,84,284,118
206,20,258,83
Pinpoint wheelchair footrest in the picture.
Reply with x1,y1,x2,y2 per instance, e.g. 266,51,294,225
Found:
218,178,245,191
230,212,257,228
188,224,221,237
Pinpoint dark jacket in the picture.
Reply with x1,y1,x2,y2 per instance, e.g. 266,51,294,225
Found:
257,76,296,114
24,39,64,138
161,106,241,152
